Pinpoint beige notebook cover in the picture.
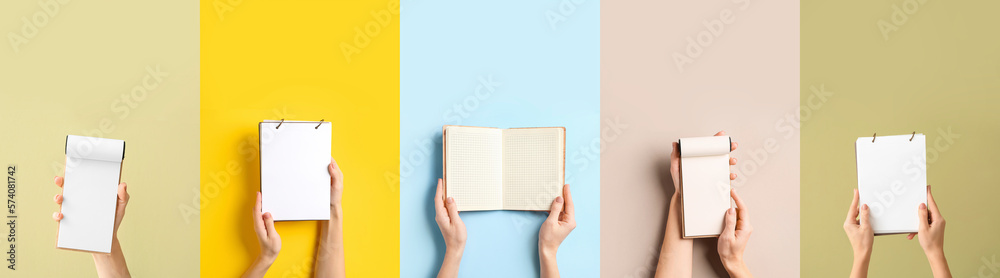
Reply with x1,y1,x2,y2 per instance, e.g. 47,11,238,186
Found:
678,136,732,238
443,125,565,211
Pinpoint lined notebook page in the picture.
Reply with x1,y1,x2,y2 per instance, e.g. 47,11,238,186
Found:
445,127,503,211
502,128,564,210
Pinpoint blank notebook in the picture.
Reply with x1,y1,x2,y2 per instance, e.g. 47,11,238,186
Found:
259,120,331,221
678,136,732,238
856,134,926,235
443,125,565,211
58,135,125,253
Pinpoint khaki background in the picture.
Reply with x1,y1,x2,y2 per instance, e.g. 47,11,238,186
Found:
601,0,800,277
0,0,200,277
802,0,1000,277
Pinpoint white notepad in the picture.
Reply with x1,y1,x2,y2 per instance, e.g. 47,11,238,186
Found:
443,125,565,211
58,135,125,253
259,120,331,221
856,134,927,235
678,136,732,238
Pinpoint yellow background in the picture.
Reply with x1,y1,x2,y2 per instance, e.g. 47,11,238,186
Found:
802,0,1000,277
199,0,400,277
0,0,200,277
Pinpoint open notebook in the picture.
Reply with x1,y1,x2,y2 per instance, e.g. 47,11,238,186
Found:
57,135,125,253
259,120,332,221
678,136,732,238
856,133,927,235
443,125,565,211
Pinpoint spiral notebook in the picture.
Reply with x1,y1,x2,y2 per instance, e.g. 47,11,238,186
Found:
678,136,732,238
259,120,332,221
57,135,125,253
443,125,565,211
856,133,927,235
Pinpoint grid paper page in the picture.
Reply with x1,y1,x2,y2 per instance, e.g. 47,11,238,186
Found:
502,128,564,210
446,127,503,211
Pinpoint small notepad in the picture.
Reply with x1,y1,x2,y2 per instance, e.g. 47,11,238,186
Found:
856,134,927,235
678,136,732,238
58,135,125,253
259,120,331,221
443,125,565,211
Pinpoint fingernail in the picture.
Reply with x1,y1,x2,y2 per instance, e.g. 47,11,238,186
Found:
862,204,869,210
556,196,563,203
919,203,926,209
447,197,454,204
52,212,59,219
263,212,271,220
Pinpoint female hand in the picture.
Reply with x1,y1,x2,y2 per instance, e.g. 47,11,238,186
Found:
844,188,873,278
539,184,575,278
909,185,951,278
718,189,753,278
435,179,466,278
54,176,132,278
243,192,281,278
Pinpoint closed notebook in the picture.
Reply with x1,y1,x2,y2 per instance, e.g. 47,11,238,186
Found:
856,134,927,235
678,136,732,238
57,135,125,253
443,125,565,211
259,120,331,221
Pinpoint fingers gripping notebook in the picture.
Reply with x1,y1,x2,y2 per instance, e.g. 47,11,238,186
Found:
58,135,125,253
678,136,732,238
856,134,927,235
259,120,332,221
443,125,565,211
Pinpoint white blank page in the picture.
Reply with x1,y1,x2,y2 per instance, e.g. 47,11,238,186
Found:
58,135,124,253
678,136,732,238
445,126,503,211
502,128,564,210
260,121,331,221
856,134,926,234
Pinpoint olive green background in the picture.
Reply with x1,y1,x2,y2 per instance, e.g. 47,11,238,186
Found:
802,0,1000,277
0,0,199,277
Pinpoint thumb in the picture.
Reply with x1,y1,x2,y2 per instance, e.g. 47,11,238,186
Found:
917,203,929,230
859,204,871,229
446,197,463,225
263,212,279,238
546,196,564,223
722,208,737,235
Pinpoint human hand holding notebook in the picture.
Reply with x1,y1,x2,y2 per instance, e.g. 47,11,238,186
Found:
677,134,736,238
442,125,565,211
259,120,332,221
855,133,927,235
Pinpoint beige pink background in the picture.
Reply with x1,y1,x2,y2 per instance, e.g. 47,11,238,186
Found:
600,0,800,277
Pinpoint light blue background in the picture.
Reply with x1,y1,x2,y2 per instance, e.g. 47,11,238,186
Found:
400,1,600,277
